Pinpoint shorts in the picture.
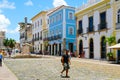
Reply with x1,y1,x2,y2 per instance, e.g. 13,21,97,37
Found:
63,63,70,70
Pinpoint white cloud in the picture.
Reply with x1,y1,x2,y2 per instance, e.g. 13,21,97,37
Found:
8,26,20,34
0,14,19,34
53,0,68,7
24,0,33,6
0,14,10,31
0,0,15,9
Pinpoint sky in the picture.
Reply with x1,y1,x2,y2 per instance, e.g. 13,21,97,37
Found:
0,0,87,42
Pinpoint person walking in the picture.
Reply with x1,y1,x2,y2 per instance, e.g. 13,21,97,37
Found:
0,50,3,66
61,50,71,78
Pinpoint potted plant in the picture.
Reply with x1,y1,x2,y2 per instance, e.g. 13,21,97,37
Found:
107,52,114,61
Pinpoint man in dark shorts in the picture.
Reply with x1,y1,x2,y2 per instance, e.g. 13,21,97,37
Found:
61,50,71,78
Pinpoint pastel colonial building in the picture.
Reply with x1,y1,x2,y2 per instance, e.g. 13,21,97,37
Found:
113,0,120,61
31,11,48,53
75,0,116,59
47,5,76,56
19,17,32,49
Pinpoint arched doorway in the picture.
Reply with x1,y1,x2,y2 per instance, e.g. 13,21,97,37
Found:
101,36,106,59
49,45,51,55
117,39,120,61
89,38,94,58
79,40,83,56
52,44,54,55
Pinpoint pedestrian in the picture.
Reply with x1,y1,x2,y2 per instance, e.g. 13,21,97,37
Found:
0,50,3,66
8,50,11,58
61,49,71,78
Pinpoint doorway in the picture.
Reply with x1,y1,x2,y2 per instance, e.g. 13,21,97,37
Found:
69,43,73,53
118,39,120,61
101,36,106,59
89,38,94,58
79,40,83,55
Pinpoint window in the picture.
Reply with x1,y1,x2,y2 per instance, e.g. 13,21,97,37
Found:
53,17,54,23
41,19,42,25
117,9,120,23
35,33,36,39
100,11,106,23
56,15,58,22
50,19,52,24
79,20,82,30
38,21,39,27
48,19,49,24
69,12,73,19
69,27,74,35
38,32,39,39
89,16,93,31
35,22,37,28
60,13,62,20
33,34,34,39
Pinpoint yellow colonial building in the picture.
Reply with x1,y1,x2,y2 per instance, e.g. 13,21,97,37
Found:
75,0,120,60
31,11,48,53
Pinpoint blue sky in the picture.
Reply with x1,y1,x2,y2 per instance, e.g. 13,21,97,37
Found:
0,0,87,42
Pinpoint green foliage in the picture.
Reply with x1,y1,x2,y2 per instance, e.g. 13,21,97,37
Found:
8,38,16,49
107,52,113,57
3,38,9,47
3,38,16,49
105,35,116,46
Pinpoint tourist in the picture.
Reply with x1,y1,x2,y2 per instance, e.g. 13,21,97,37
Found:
0,50,3,66
61,49,71,78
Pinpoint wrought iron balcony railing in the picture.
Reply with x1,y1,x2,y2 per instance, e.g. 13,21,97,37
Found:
98,22,107,30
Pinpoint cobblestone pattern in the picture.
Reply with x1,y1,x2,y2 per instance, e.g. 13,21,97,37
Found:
4,57,120,80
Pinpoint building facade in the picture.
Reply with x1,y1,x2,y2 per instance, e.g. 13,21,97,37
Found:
48,5,76,56
113,0,120,61
19,17,32,49
31,11,47,53
75,0,116,59
0,31,5,50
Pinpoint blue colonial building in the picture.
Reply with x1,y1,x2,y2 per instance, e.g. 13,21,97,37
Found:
47,5,76,56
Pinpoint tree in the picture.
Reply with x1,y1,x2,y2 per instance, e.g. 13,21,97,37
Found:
3,38,16,51
105,35,116,46
3,38,9,50
8,38,16,49
105,35,116,60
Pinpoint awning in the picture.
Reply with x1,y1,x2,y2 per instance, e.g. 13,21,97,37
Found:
108,43,120,50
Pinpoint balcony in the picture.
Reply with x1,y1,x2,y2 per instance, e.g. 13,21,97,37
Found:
98,22,107,31
77,29,83,34
116,23,120,30
87,26,94,33
58,34,62,39
54,36,57,40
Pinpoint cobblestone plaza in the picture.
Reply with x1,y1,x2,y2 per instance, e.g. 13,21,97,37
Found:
4,56,120,80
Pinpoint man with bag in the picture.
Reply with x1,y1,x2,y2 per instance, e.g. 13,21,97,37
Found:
61,50,71,78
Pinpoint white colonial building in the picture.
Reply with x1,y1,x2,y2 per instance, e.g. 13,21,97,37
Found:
75,0,120,60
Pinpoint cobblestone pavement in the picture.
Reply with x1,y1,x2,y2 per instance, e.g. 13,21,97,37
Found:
0,62,18,80
4,56,120,80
